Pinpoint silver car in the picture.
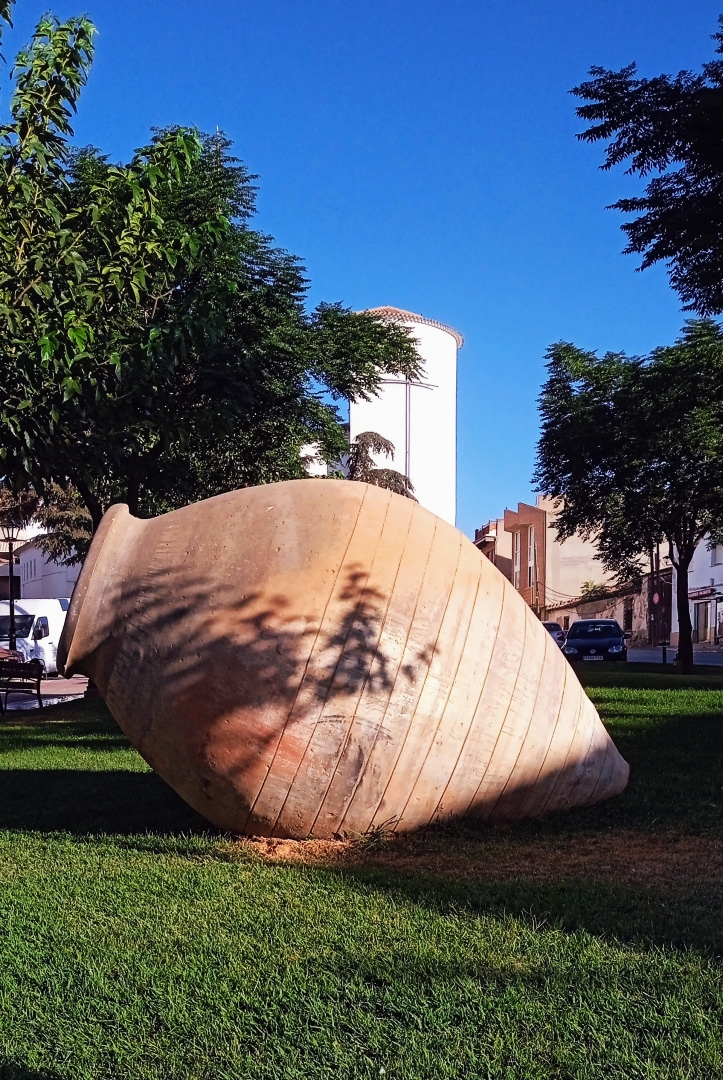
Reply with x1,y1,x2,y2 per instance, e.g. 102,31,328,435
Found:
542,620,566,648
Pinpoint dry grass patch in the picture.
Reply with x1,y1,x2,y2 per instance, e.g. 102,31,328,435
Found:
245,827,723,888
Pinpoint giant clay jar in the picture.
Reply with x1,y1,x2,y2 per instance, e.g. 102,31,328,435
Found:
58,480,628,838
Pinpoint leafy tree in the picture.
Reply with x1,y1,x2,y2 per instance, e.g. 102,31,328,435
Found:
346,431,416,499
572,14,723,314
0,483,91,564
580,581,610,601
54,134,420,523
535,320,723,673
0,9,216,529
0,4,420,532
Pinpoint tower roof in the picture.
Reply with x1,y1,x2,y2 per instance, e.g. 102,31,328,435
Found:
365,306,464,348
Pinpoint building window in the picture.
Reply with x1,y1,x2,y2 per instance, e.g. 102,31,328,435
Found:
711,545,721,567
21,557,38,583
527,526,535,589
512,531,521,590
563,615,570,631
623,597,633,633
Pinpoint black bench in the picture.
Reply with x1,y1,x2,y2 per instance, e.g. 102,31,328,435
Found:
0,659,43,713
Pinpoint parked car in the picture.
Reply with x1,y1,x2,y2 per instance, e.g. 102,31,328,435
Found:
562,619,629,663
0,599,70,675
542,620,566,648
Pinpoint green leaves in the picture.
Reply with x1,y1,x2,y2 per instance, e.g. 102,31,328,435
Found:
0,11,210,501
0,15,419,535
61,377,81,401
536,319,723,667
347,431,416,499
0,1,13,62
572,14,723,314
535,322,723,568
308,302,420,401
7,14,95,168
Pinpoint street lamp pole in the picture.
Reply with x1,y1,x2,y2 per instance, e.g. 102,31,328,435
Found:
7,537,16,651
1,522,21,653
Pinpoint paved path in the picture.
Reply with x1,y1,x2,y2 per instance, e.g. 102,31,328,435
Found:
4,674,88,712
628,647,723,667
40,674,89,697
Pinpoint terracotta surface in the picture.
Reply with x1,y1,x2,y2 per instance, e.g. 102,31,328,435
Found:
57,480,629,838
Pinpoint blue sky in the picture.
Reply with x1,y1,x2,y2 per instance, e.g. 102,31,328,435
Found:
5,0,720,536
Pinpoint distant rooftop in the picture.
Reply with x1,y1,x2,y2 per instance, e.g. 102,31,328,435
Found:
365,306,464,349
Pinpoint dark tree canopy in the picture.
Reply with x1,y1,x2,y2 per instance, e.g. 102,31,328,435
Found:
0,483,91,564
572,15,723,314
0,3,421,533
346,431,416,499
535,319,723,671
53,132,421,525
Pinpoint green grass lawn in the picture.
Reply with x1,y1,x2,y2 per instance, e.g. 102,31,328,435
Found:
0,668,722,1079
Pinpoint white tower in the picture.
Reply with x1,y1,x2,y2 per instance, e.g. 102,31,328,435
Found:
349,306,462,526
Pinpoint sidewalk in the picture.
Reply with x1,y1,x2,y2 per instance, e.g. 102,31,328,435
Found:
628,647,723,667
4,674,88,712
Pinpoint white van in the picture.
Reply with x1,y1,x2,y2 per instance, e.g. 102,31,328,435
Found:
0,598,70,675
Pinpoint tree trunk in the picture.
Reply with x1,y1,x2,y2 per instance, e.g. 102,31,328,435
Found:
75,480,104,533
126,478,140,517
676,555,694,674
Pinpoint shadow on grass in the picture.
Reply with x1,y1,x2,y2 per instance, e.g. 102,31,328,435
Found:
578,662,723,691
0,703,718,837
0,709,138,754
0,733,130,753
0,675,721,954
314,677,723,953
464,704,723,839
319,858,723,956
0,1064,64,1080
0,703,208,835
0,769,208,835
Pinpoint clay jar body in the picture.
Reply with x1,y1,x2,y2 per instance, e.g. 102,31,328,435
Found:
58,480,628,838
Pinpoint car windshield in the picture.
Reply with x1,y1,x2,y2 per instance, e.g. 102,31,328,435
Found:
567,621,621,640
0,615,34,638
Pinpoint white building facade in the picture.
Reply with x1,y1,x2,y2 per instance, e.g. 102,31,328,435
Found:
670,537,723,646
349,307,462,526
0,538,80,601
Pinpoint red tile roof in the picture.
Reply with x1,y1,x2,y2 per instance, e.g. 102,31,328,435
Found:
364,306,464,348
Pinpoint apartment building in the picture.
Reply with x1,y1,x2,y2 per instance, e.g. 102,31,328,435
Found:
0,535,80,601
473,517,512,582
474,495,613,619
